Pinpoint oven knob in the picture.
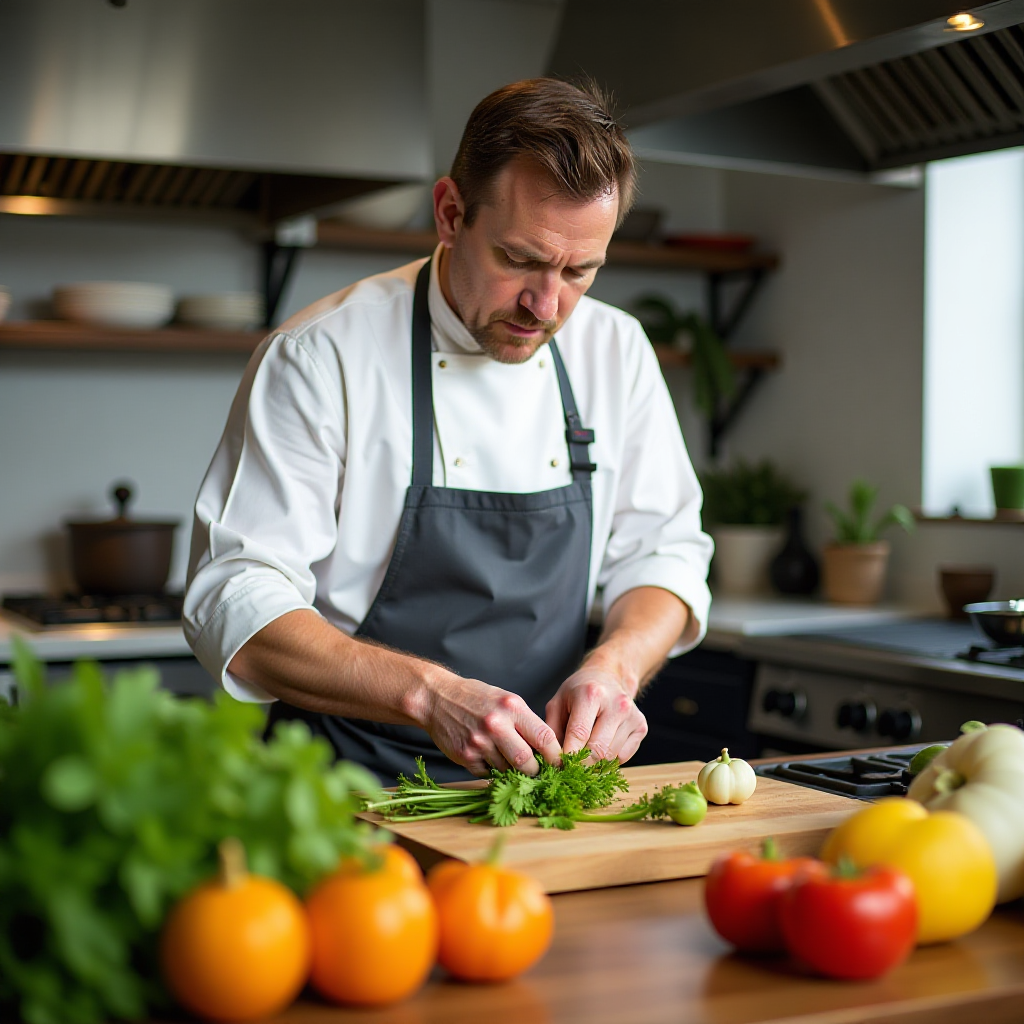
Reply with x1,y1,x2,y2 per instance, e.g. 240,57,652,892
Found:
762,688,807,720
836,701,877,732
877,708,921,741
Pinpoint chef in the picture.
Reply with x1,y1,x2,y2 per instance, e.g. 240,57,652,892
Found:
184,78,713,783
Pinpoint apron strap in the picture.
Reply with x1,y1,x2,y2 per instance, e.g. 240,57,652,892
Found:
549,340,597,482
411,260,434,486
410,258,596,484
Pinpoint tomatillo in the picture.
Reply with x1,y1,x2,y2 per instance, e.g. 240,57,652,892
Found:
665,781,707,826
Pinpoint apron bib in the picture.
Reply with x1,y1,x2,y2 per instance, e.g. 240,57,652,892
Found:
267,260,596,782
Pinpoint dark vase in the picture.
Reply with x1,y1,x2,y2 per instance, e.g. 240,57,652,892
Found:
770,506,820,595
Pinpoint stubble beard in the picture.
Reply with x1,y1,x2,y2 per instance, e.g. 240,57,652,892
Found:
469,310,558,365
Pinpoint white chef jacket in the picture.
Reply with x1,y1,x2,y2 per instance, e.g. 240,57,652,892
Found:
185,248,713,702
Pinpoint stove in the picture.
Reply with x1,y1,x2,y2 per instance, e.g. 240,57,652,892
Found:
756,747,926,801
2,593,184,628
743,619,1024,754
958,644,1024,669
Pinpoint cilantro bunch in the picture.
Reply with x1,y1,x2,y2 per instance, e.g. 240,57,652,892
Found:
0,640,380,1024
365,750,631,830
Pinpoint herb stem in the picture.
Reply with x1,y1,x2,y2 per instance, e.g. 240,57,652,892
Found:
381,805,487,822
363,791,484,810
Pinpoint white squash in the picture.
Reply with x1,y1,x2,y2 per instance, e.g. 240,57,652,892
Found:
907,723,1024,903
697,747,757,805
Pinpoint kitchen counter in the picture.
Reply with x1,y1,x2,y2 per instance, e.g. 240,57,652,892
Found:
0,616,191,663
704,595,915,650
196,876,1024,1024
0,594,914,665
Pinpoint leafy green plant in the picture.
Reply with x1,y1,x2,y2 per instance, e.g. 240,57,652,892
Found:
700,459,807,526
365,751,630,830
632,295,736,416
365,754,707,831
825,479,915,544
0,640,380,1024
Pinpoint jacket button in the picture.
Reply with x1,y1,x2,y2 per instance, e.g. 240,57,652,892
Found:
539,359,546,368
454,457,464,467
438,360,447,368
550,458,559,468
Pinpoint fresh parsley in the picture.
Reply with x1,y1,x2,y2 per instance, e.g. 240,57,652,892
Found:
365,751,631,829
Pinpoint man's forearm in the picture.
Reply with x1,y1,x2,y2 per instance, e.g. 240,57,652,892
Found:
227,609,563,776
585,586,691,697
227,609,438,727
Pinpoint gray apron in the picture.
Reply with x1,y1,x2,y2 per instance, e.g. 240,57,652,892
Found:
267,260,596,783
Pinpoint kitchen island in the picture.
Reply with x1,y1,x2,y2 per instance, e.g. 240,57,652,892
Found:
206,875,1024,1024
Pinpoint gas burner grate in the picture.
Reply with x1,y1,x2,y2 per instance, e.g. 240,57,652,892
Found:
2,593,184,628
956,644,1024,668
756,749,927,800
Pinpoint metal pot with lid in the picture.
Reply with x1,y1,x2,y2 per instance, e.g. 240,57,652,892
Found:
65,483,180,595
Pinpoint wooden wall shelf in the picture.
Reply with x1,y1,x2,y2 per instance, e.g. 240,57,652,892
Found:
913,509,1024,527
0,321,262,354
314,221,781,274
0,323,781,372
652,346,780,370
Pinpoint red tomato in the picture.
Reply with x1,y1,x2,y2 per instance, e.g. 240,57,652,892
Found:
779,864,918,980
704,840,820,952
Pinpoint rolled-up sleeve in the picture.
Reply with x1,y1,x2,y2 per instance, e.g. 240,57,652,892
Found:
184,333,346,701
597,333,713,656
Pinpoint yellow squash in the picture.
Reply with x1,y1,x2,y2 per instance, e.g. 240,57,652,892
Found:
908,722,1024,903
821,798,997,945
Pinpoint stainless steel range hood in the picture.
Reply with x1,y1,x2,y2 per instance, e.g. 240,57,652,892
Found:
548,0,1024,181
0,0,431,222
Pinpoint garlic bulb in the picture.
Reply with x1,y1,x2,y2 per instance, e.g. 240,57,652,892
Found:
697,748,757,805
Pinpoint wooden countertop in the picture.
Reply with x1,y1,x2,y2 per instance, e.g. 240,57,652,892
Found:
219,876,1024,1024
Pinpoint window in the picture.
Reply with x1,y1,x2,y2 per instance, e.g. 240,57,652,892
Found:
922,147,1024,516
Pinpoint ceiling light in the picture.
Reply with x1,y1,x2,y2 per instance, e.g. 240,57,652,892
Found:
946,12,985,32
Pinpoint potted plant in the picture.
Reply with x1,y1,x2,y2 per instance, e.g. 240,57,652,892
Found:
632,295,735,416
701,460,807,595
823,480,914,605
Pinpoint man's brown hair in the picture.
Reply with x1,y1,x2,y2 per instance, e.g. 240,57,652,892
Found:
450,78,637,228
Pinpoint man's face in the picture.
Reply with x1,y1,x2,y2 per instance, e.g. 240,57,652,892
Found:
437,159,618,364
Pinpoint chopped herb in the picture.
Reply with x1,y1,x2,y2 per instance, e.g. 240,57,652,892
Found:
363,751,628,828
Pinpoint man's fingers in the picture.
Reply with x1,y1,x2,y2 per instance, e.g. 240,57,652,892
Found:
616,723,647,766
583,707,622,763
544,695,569,746
482,696,553,774
561,685,602,756
515,707,562,766
606,711,648,764
496,694,560,766
485,750,514,774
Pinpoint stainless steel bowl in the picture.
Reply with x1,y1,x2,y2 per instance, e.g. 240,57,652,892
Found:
964,600,1024,647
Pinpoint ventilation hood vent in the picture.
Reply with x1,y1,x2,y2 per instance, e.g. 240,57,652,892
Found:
814,25,1024,168
548,1,1024,181
0,0,430,222
0,151,398,225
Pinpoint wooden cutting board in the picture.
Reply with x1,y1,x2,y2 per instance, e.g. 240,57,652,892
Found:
362,761,859,893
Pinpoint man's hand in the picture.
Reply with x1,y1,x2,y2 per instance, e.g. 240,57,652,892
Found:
545,660,648,764
545,586,692,764
417,672,562,778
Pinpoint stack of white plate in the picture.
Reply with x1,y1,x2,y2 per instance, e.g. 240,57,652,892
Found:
53,282,175,328
176,293,265,330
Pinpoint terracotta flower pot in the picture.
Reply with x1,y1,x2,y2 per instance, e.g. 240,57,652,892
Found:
711,525,784,595
822,541,890,605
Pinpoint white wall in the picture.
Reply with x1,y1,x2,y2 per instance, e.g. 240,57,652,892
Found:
713,167,1024,607
0,214,399,593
